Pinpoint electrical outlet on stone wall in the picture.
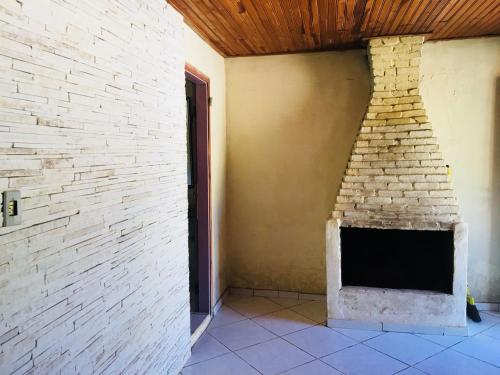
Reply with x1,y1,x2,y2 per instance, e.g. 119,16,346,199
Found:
2,190,21,227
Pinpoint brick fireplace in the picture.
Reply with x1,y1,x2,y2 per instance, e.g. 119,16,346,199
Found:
326,35,468,335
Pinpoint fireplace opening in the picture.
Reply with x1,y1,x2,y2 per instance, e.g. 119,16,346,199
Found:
340,227,454,294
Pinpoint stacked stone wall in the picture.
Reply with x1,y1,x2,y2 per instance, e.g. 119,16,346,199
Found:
0,1,190,373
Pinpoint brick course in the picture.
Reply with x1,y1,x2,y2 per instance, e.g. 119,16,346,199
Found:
0,1,189,374
332,36,460,229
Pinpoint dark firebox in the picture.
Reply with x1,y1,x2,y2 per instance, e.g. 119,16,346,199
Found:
341,227,454,294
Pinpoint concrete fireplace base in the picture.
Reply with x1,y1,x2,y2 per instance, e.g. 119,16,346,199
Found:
326,219,468,335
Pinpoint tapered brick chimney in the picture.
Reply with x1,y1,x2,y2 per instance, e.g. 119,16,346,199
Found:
332,35,460,230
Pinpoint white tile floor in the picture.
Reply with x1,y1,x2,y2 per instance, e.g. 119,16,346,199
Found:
181,295,500,375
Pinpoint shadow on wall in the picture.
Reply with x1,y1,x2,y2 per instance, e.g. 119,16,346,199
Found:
489,76,500,301
226,51,370,293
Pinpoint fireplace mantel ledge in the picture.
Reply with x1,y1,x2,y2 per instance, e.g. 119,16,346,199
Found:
336,218,462,231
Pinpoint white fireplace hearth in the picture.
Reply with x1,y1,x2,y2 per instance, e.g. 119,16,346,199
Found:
326,219,468,335
326,35,468,336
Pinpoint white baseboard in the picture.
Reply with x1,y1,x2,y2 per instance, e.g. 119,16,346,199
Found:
190,314,211,347
213,287,230,314
228,287,326,301
327,318,468,336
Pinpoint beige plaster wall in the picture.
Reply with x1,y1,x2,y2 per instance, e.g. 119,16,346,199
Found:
421,37,500,302
226,37,500,301
226,51,370,293
184,26,228,303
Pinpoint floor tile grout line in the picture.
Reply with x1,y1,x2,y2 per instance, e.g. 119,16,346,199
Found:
414,367,432,375
185,328,272,372
421,329,479,350
313,342,411,374
251,305,318,323
231,349,266,375
374,337,452,367
274,357,346,375
254,310,330,339
209,326,279,352
448,342,500,369
183,332,234,368
317,357,349,375
473,311,500,330
279,325,359,358
285,299,327,324
206,304,247,330
223,300,290,319
482,330,500,342
409,337,500,373
468,326,499,336
387,329,500,371
224,295,326,324
185,314,273,368
274,358,316,375
414,332,466,348
222,299,324,337
329,326,386,343
263,295,313,308
390,365,413,375
225,321,330,375
362,329,498,369
405,341,452,369
217,299,285,325
249,309,318,336
485,317,500,329
233,337,327,375
394,365,431,375
182,351,229,368
357,341,423,368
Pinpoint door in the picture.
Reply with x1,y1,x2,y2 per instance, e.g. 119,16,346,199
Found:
185,64,211,334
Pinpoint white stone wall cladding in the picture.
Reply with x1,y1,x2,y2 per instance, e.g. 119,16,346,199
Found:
0,1,190,374
333,35,461,230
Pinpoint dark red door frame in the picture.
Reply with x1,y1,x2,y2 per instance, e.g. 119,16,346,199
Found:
185,63,212,314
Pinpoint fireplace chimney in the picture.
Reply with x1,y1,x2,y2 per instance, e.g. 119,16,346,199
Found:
332,35,461,230
326,35,468,335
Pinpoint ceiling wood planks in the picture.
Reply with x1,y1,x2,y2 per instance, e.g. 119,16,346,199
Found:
168,0,500,57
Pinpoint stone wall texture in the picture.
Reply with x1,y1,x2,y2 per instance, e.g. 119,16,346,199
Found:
333,35,461,230
0,1,190,374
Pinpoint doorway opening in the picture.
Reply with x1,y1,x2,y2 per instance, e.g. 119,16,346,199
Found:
186,64,211,335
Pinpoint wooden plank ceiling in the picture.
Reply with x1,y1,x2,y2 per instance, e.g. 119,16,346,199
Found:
167,0,500,57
